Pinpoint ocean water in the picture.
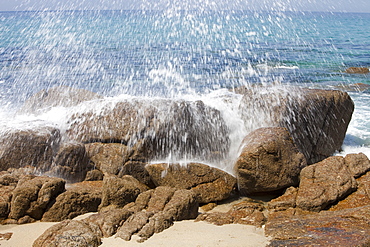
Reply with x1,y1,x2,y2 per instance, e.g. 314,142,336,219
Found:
0,10,369,171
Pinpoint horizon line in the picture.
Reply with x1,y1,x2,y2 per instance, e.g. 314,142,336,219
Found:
0,9,369,14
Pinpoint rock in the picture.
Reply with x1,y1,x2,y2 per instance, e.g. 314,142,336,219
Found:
83,208,133,238
236,87,354,164
9,176,65,220
115,211,155,241
18,215,37,224
0,173,19,186
265,206,370,246
0,232,12,240
146,162,236,203
84,169,104,181
85,142,132,175
42,181,102,222
329,171,370,211
18,86,103,115
296,156,357,212
0,185,15,219
267,154,370,213
67,99,230,162
4,166,37,178
47,142,91,182
267,187,298,212
234,127,306,195
196,199,266,227
99,175,149,210
0,126,61,172
118,161,153,188
162,189,199,221
344,152,370,178
33,219,102,247
130,190,154,212
115,187,198,242
345,67,370,74
145,186,176,212
282,88,354,164
200,202,217,212
136,211,174,242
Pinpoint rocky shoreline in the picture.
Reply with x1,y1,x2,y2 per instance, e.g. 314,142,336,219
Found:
1,85,369,246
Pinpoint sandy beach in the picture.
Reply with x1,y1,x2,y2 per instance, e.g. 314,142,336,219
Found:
0,216,269,247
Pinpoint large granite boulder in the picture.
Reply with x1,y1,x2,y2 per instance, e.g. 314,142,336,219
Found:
9,176,65,221
343,152,370,178
268,153,370,213
67,99,230,162
236,87,354,164
283,89,354,164
47,142,91,182
296,156,357,212
18,86,102,115
99,175,149,210
234,127,306,195
42,181,102,222
329,170,370,211
85,142,132,175
33,219,102,247
0,126,61,172
146,162,237,203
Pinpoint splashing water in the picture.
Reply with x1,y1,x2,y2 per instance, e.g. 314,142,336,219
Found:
0,3,370,173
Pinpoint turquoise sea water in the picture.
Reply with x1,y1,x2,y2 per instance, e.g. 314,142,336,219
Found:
0,10,369,164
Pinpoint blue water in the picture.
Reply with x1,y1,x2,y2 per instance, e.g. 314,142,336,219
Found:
0,10,370,162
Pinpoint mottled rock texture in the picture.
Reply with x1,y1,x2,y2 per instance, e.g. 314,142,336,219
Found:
235,127,306,195
146,162,236,203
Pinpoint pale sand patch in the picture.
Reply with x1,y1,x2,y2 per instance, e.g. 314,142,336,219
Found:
102,220,269,247
0,219,269,247
0,222,57,247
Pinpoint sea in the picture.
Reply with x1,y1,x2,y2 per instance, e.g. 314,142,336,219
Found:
0,10,369,172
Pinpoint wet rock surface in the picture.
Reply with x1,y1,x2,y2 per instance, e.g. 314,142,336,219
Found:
66,99,230,162
85,142,133,176
283,89,354,164
235,127,306,195
0,126,61,172
236,87,354,164
47,142,91,183
18,86,103,115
